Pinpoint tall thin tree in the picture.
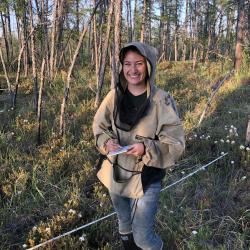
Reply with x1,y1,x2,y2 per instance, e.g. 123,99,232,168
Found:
111,0,122,88
95,0,114,107
28,0,38,111
140,0,147,43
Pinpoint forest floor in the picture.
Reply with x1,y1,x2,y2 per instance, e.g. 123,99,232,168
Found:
0,61,249,250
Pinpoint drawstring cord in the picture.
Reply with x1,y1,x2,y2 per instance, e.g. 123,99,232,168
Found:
131,198,139,224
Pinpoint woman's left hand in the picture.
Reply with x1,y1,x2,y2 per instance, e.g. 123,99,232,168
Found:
126,143,145,157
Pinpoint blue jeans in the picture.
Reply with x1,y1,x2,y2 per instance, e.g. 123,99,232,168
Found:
110,181,163,250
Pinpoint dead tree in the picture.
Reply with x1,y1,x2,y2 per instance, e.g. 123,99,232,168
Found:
198,70,234,126
37,59,45,145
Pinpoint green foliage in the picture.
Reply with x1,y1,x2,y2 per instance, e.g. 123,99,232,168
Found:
0,0,12,12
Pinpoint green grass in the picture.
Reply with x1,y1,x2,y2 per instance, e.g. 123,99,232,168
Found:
0,61,249,250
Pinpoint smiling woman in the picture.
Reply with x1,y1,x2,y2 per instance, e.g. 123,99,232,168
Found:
122,50,148,95
93,42,185,250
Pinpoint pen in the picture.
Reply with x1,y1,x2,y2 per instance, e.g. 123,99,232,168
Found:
102,130,114,139
103,130,122,150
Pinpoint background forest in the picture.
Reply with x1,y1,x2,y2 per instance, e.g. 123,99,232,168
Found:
0,0,249,249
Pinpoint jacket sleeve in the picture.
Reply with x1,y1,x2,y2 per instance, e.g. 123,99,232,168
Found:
92,90,116,155
141,96,185,169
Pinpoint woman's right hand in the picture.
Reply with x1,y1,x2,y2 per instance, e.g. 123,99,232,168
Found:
105,139,120,152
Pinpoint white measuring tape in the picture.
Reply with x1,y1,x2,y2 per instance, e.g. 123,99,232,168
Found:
27,153,228,250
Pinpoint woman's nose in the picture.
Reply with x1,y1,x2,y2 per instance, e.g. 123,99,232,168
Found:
131,64,138,72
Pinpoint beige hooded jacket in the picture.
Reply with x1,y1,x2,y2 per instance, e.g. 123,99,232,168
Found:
93,42,185,198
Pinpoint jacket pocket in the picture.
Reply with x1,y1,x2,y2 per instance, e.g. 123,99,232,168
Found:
113,163,141,183
97,159,144,198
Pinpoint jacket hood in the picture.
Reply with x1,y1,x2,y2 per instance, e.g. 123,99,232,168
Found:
118,42,157,94
114,42,158,131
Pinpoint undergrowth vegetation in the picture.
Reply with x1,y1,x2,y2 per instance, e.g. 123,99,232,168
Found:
0,60,249,250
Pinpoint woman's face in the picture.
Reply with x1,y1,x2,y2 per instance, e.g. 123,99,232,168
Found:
123,50,147,87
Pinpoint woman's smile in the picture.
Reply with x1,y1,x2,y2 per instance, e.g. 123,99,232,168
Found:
123,51,147,87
